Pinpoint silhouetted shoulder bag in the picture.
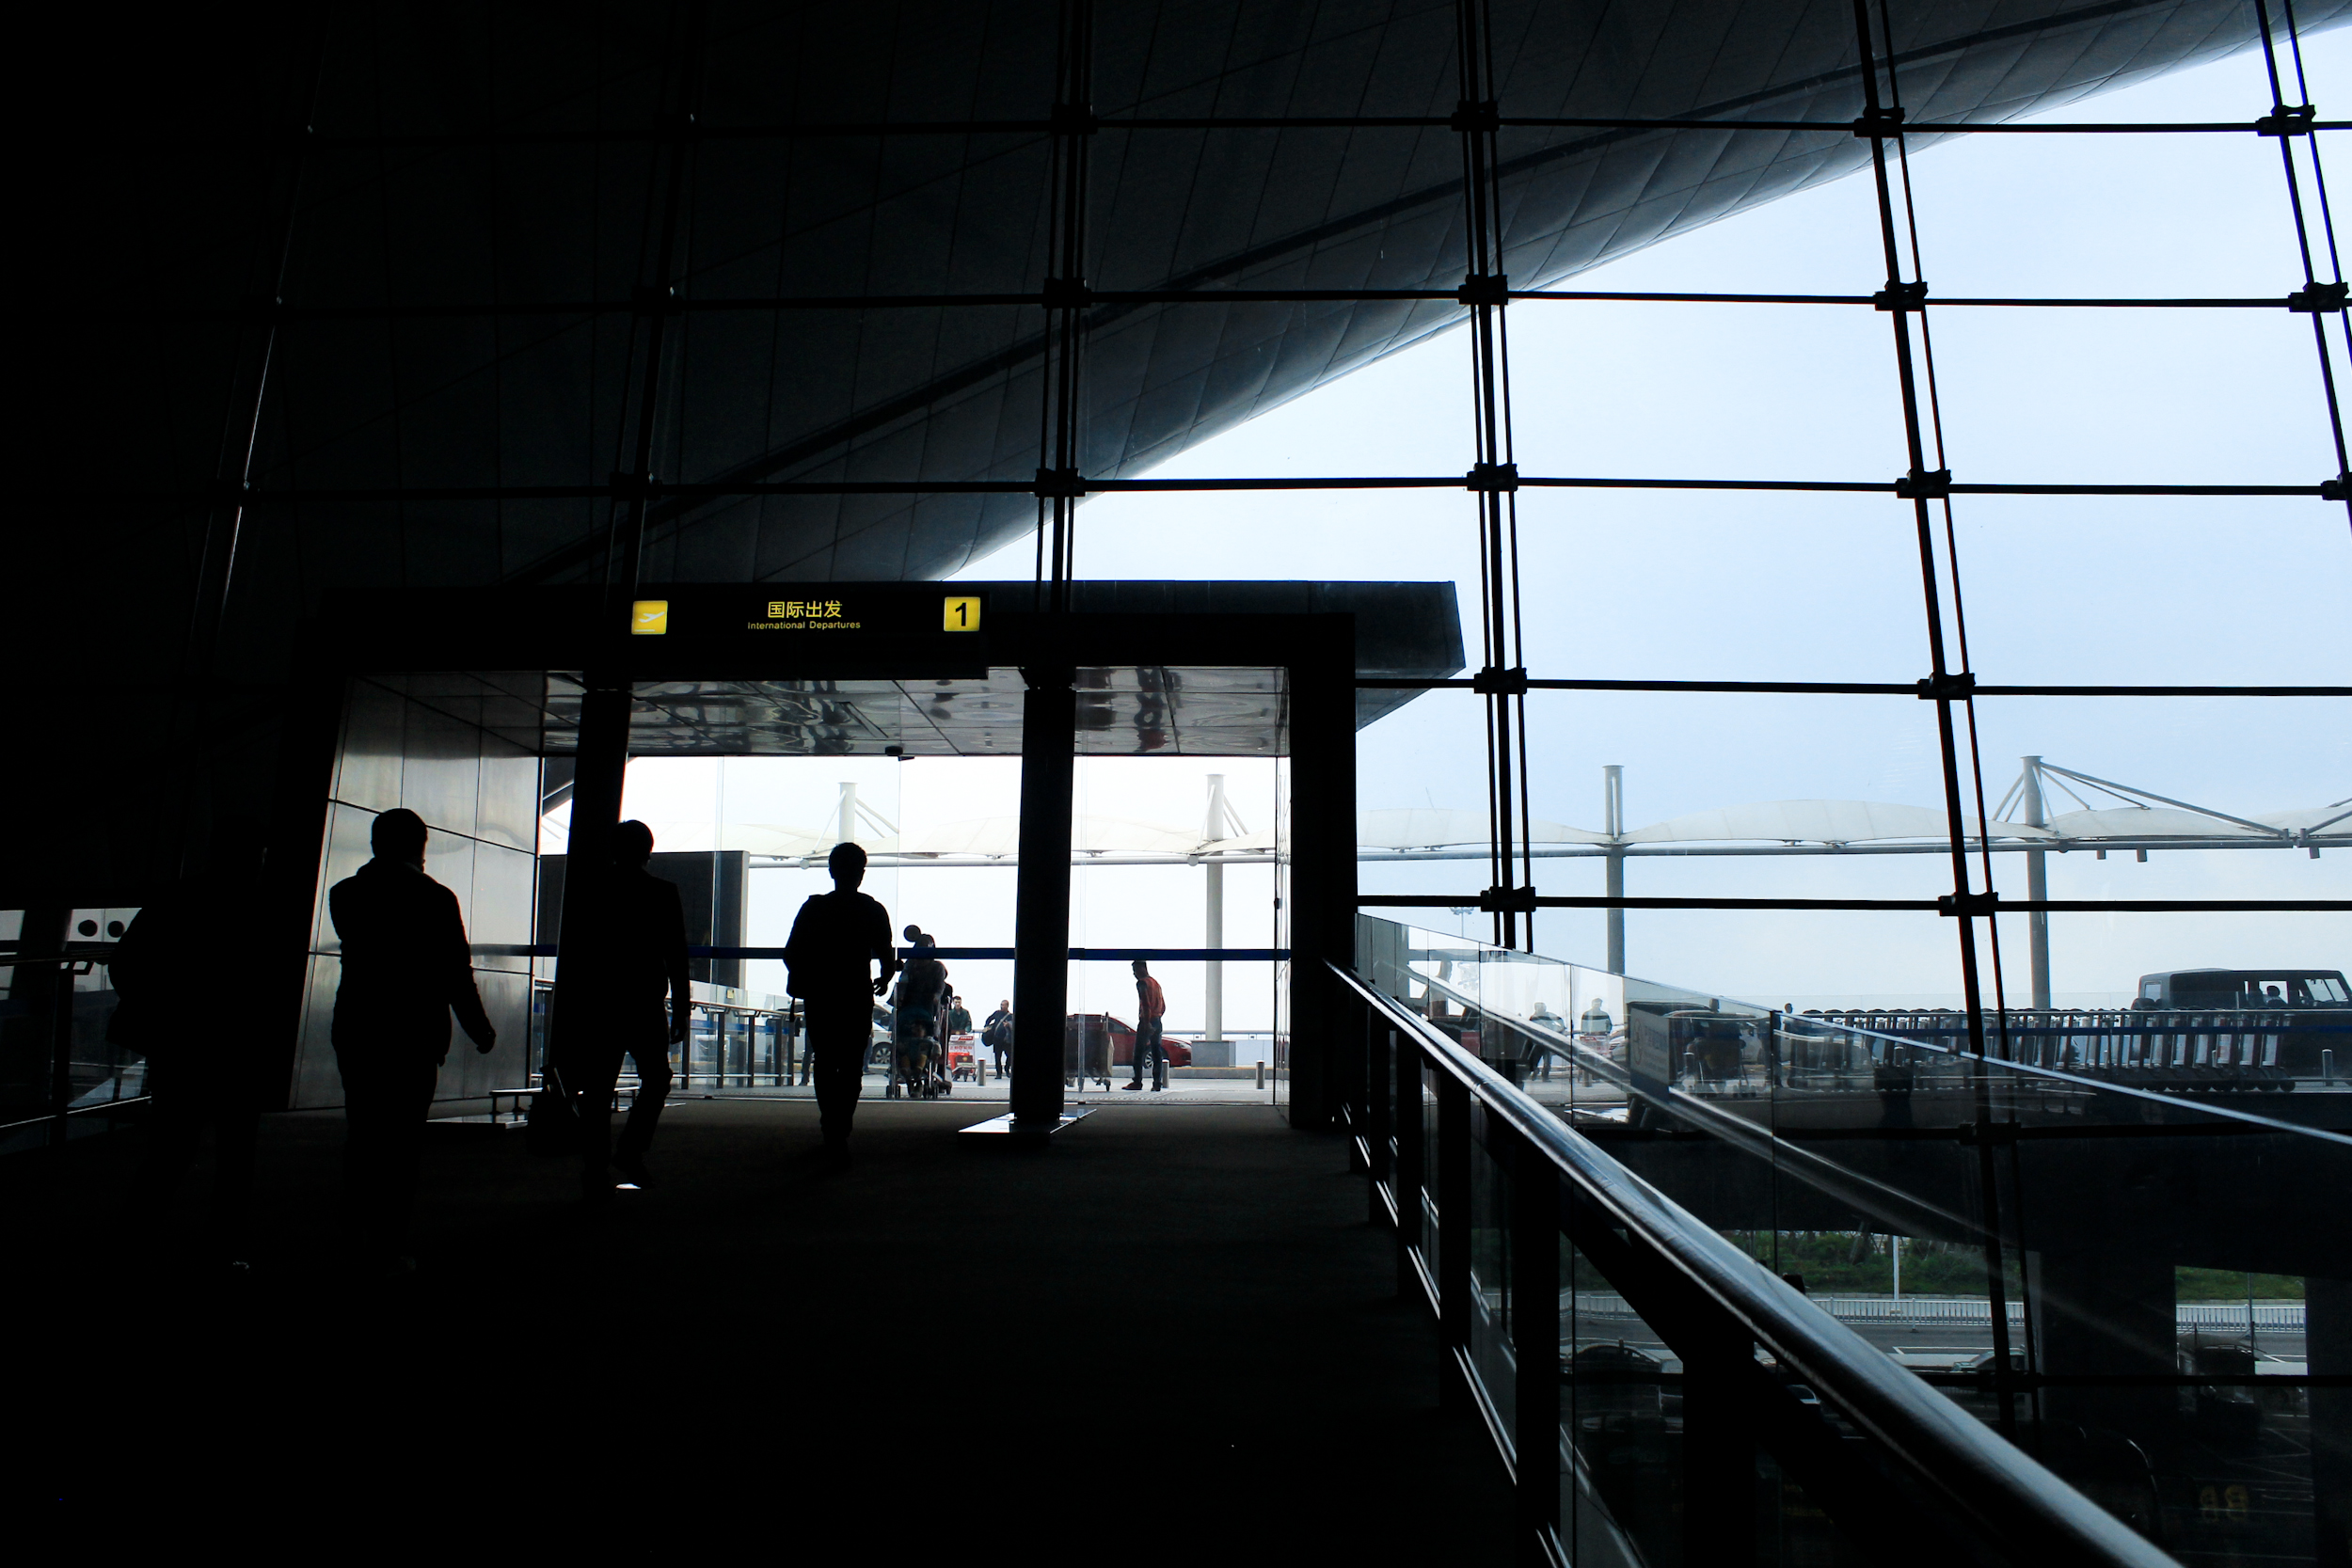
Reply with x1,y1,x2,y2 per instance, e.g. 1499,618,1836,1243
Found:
526,1066,580,1157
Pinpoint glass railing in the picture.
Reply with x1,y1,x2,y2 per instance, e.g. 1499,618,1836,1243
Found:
1342,915,2349,1567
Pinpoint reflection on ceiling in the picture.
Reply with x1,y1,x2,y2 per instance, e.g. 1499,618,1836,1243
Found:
542,667,1290,757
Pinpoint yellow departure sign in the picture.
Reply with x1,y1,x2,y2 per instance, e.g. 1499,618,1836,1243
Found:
631,599,669,635
943,594,981,632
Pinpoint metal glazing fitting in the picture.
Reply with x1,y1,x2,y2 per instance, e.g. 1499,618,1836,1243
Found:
2320,473,2351,501
1457,273,1510,307
1048,102,1099,135
1449,98,1501,135
2288,280,2348,314
1873,280,1929,311
1478,885,1537,914
1935,890,1998,917
2256,103,2317,136
1895,468,1951,499
1041,277,1093,309
1466,461,1519,493
1472,666,1528,696
1851,105,1905,137
1031,467,1085,499
630,283,681,317
1915,671,1976,701
609,471,662,501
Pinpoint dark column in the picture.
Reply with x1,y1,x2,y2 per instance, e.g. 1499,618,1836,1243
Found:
1285,626,1357,1131
15,909,71,1144
2030,1242,2176,1434
1011,669,1075,1129
1680,1328,1757,1568
550,670,630,1076
2311,1275,2352,1563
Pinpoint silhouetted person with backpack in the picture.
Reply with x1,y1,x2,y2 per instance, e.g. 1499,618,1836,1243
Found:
112,860,270,1269
783,843,898,1164
328,808,496,1275
564,818,689,1200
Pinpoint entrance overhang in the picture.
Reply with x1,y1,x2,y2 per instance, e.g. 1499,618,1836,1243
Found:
265,580,1463,1132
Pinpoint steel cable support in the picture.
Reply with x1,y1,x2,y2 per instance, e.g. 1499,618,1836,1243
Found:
1036,0,1093,606
1848,0,2027,1437
1453,0,1534,956
2253,0,2352,530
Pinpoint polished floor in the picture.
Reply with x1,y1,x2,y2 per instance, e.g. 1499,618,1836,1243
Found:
17,1101,1513,1555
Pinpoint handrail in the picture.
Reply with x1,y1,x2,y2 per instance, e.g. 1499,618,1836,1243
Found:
1335,961,2178,1568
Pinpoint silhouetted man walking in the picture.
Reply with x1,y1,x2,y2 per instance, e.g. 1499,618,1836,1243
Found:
564,819,688,1199
113,862,269,1268
784,843,898,1164
1125,958,1168,1092
983,999,1013,1078
328,808,496,1273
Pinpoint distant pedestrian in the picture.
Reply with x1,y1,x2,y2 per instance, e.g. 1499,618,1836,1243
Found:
112,863,269,1269
783,844,898,1163
983,999,1013,1077
327,808,497,1274
1125,958,1168,1092
563,819,689,1200
893,927,950,1097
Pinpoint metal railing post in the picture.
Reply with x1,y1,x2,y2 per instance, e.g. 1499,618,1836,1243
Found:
1396,1038,1425,1303
1368,1026,1393,1227
1347,1000,1370,1173
1438,1071,1472,1410
1679,1315,1759,1567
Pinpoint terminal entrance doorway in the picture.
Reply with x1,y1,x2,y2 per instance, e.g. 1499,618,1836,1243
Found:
266,580,1462,1134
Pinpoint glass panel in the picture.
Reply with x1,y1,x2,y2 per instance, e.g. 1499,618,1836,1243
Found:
1560,1233,1683,1568
1468,1108,1516,1443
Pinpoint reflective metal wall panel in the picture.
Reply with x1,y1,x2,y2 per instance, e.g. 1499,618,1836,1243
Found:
475,739,541,854
399,704,485,840
469,844,537,973
334,678,406,813
310,802,377,955
291,952,342,1109
298,671,565,1106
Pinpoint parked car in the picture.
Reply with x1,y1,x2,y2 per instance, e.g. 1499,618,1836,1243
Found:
1064,1012,1193,1071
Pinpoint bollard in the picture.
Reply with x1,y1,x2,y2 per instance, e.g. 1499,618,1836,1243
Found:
1255,1059,1264,1090
2326,1049,2338,1085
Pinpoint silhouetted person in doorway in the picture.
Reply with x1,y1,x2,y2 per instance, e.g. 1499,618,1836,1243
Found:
984,998,1013,1078
113,861,270,1268
784,843,898,1163
1126,958,1168,1091
328,808,495,1274
564,819,688,1199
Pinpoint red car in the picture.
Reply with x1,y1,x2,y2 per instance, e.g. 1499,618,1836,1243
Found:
1063,1012,1193,1078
